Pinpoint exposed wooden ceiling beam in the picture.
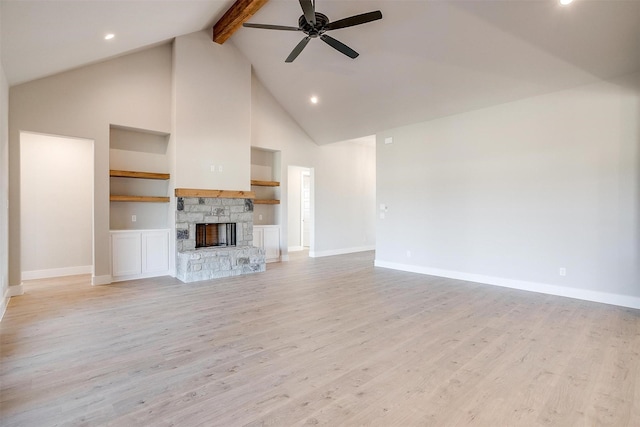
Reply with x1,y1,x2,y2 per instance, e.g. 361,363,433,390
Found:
213,0,270,44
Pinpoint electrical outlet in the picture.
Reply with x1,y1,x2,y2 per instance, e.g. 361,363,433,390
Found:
132,215,137,222
259,214,263,220
559,267,566,277
406,250,412,258
210,165,215,172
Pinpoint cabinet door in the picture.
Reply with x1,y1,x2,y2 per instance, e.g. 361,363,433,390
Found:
263,227,280,261
253,227,264,248
112,232,142,277
142,230,169,274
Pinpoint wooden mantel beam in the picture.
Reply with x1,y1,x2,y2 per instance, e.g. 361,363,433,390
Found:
175,188,255,199
213,0,270,44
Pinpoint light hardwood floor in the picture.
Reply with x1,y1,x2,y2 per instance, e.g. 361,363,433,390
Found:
1,251,639,426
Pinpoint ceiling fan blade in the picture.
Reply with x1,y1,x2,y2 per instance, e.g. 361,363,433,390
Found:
286,36,311,63
320,34,359,59
243,23,301,31
325,10,383,31
299,0,316,26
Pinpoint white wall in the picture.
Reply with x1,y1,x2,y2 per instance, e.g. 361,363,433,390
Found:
20,132,93,279
1,12,11,316
376,72,640,308
251,72,376,257
314,139,376,256
9,44,172,285
173,31,251,190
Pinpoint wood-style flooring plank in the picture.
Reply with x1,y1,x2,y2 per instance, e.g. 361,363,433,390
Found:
2,252,640,426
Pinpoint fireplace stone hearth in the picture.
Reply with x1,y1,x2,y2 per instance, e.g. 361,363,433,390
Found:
176,246,265,282
175,194,265,283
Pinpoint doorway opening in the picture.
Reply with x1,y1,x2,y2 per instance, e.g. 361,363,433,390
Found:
287,166,313,253
20,131,94,281
301,170,311,248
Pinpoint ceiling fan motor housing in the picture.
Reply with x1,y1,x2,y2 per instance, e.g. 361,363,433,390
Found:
299,13,330,37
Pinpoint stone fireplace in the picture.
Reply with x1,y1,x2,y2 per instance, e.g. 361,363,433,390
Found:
175,189,265,283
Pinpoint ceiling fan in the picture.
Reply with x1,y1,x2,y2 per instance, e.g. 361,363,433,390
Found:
242,0,383,63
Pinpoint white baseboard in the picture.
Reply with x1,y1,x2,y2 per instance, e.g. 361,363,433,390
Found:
92,275,112,286
288,246,304,252
110,270,171,283
22,265,92,281
1,284,24,322
8,284,24,296
94,270,174,285
310,245,375,258
1,288,9,322
374,260,640,310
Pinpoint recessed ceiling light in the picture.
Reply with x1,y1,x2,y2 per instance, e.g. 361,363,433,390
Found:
560,0,573,5
104,33,115,40
310,96,319,104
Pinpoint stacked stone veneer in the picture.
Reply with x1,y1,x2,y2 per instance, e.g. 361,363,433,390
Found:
175,196,265,283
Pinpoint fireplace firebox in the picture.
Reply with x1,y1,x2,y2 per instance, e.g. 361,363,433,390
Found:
195,223,236,248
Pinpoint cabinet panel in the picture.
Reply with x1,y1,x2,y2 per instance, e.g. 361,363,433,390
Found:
254,225,280,263
142,230,169,273
111,232,142,277
253,227,264,248
263,227,280,261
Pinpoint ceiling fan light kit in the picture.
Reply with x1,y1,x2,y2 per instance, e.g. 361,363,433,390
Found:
242,0,382,62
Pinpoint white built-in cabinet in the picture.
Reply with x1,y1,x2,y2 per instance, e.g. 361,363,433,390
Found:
111,229,170,281
254,225,280,263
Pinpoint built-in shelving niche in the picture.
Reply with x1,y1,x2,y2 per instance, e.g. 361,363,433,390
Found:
109,125,171,230
251,147,282,225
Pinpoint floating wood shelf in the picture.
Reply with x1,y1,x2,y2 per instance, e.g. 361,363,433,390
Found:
110,170,170,180
251,180,280,187
254,199,280,205
175,188,256,199
110,195,170,203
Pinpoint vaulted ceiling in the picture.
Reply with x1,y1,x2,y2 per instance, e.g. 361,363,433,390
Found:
2,1,640,144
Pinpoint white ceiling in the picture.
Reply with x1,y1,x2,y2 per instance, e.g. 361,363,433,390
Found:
2,0,640,145
0,0,234,85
